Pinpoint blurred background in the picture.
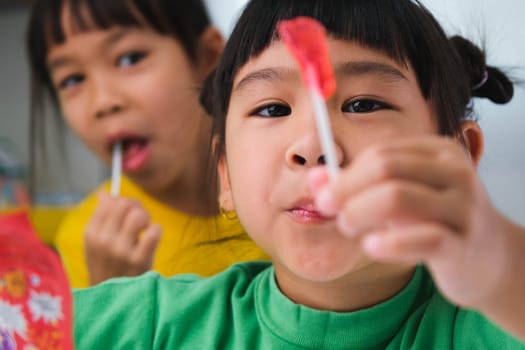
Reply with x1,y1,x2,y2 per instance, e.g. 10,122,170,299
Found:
0,0,524,238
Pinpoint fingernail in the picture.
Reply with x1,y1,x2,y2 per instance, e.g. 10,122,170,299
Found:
307,168,328,194
317,188,336,213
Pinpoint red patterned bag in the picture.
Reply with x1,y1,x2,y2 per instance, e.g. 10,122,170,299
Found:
0,211,73,350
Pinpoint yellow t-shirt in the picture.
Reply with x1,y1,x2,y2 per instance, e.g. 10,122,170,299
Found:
55,177,268,288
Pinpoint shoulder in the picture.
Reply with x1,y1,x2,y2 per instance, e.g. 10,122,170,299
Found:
73,271,159,348
73,261,271,315
73,262,272,348
154,261,271,300
454,309,525,348
394,268,524,348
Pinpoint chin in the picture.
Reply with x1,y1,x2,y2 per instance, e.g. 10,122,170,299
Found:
284,252,366,283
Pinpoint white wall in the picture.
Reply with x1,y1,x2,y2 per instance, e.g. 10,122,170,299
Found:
419,0,525,225
0,7,103,203
204,0,248,37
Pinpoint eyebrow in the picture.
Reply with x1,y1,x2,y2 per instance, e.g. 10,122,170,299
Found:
233,60,408,93
234,67,299,93
47,28,131,72
334,61,408,82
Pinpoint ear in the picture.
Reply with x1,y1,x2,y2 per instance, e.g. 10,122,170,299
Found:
215,138,235,212
459,121,484,166
195,26,224,81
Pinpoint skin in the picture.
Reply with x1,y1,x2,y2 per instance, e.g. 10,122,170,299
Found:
46,4,224,285
218,39,525,340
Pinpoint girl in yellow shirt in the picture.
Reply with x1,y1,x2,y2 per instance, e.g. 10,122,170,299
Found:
26,0,267,288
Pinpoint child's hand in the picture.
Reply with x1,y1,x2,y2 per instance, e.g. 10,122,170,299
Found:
309,136,524,311
84,192,162,285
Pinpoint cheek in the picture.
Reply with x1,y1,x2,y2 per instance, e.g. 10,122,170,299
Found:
410,98,438,134
140,62,199,108
228,146,267,200
226,130,276,210
142,75,203,135
60,104,93,143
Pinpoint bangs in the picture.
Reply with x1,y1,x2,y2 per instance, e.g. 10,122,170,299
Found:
228,0,416,82
215,0,457,127
38,0,167,51
27,0,210,99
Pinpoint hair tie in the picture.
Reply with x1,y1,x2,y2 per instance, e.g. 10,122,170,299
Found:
473,70,489,90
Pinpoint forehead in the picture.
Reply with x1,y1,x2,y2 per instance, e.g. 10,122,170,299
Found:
233,38,419,90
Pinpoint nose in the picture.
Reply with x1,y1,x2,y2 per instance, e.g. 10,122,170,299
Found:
285,129,344,170
90,74,126,119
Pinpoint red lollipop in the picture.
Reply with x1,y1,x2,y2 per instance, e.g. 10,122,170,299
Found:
278,16,336,98
278,17,339,177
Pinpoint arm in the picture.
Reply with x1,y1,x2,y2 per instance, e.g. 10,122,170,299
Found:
475,219,525,341
73,273,157,348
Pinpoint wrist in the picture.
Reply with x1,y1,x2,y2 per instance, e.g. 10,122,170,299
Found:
476,218,525,341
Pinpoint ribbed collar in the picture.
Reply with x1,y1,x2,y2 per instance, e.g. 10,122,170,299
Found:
255,265,431,349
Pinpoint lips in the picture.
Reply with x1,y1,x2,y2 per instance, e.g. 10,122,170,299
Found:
287,200,334,224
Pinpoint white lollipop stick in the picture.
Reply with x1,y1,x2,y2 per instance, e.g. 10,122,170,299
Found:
110,142,122,197
309,87,339,179
278,17,339,179
306,67,339,179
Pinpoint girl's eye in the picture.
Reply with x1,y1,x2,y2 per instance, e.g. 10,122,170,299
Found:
342,99,389,113
251,104,291,118
58,74,85,90
117,51,147,67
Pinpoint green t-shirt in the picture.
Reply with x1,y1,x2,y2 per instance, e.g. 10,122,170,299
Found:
73,262,524,349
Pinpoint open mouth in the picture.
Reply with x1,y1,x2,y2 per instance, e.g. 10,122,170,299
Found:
109,136,150,172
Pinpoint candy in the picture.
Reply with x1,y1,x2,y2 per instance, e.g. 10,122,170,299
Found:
278,16,336,99
278,17,339,177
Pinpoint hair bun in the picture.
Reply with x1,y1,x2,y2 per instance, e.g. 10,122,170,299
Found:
474,66,514,104
449,35,514,104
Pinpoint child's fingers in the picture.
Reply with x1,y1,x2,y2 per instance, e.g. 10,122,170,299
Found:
370,136,466,159
107,206,151,259
335,180,465,237
361,223,458,263
99,198,141,240
120,206,151,244
86,191,112,235
130,224,162,269
313,148,469,216
307,166,330,195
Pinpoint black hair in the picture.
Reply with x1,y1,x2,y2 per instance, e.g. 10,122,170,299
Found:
26,0,211,192
201,0,514,157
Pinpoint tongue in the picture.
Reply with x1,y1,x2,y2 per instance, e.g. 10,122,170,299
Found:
123,142,148,171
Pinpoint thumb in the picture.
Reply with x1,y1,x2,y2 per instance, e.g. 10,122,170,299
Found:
308,166,339,216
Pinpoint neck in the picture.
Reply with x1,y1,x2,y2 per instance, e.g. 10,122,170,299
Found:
275,263,416,312
132,117,219,217
151,170,218,217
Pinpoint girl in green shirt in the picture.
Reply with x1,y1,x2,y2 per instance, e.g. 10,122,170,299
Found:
73,0,525,348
